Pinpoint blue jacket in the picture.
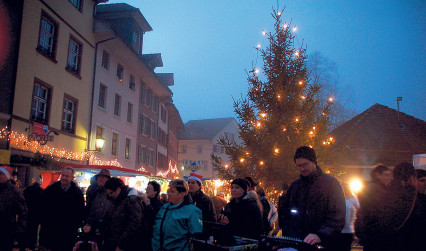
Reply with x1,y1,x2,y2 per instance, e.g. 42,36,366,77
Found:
152,195,202,251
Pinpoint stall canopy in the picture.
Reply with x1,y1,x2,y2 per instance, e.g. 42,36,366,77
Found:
59,164,151,177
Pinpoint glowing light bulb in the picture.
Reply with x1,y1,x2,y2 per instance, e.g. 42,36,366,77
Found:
313,126,316,130
293,26,297,32
245,152,250,155
329,137,334,141
277,94,281,99
295,118,299,122
309,131,313,135
256,122,261,127
277,11,281,16
224,164,229,168
240,158,245,163
274,148,279,153
323,141,327,145
299,81,303,85
282,127,287,132
294,51,300,57
257,44,261,49
283,24,288,29
328,97,334,102
262,30,267,35
259,161,264,165
301,96,306,100
260,113,267,118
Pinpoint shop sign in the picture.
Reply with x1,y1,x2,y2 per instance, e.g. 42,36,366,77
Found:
29,122,56,145
184,160,203,171
0,149,11,164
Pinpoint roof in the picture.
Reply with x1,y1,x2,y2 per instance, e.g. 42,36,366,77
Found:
96,3,153,32
329,103,426,166
179,117,237,140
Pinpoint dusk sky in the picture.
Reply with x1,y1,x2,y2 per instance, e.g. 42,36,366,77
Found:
108,0,425,123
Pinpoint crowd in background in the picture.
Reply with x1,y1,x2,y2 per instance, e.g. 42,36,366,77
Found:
0,145,425,251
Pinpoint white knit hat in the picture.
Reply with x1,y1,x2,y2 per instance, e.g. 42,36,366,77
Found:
0,167,11,180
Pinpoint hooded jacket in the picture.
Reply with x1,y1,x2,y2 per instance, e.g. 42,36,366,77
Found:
152,195,202,251
281,167,345,246
103,186,143,251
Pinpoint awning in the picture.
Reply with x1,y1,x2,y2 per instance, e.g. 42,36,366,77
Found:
58,164,151,177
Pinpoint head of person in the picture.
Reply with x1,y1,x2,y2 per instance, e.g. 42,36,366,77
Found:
416,169,426,193
146,180,161,199
104,177,125,200
95,169,111,187
371,164,392,187
160,193,168,202
167,179,189,205
282,183,289,194
393,162,416,187
60,167,75,188
187,173,202,194
0,167,11,183
34,175,43,185
245,177,258,191
256,187,266,197
294,146,317,176
231,178,248,200
12,171,18,181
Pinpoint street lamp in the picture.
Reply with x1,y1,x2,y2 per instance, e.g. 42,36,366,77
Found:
95,137,105,151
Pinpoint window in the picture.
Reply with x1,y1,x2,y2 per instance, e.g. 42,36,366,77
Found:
101,50,109,70
31,80,51,124
127,102,133,123
129,74,135,91
113,94,121,117
150,150,155,166
69,0,82,10
161,106,167,123
96,126,104,151
98,83,107,109
140,81,146,103
197,146,202,154
62,95,78,133
147,89,153,108
111,133,118,156
182,145,187,153
144,117,151,137
151,122,157,140
138,114,144,133
125,138,131,159
153,96,159,112
117,63,124,81
37,12,58,59
66,36,82,75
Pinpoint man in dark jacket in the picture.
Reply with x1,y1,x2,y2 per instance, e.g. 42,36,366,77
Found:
39,166,85,251
281,146,345,250
23,175,44,250
0,166,27,250
188,172,216,223
103,177,144,251
86,169,112,223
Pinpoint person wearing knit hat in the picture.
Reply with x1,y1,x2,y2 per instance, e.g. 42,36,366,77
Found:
187,172,216,226
280,146,345,249
0,166,27,250
217,178,263,239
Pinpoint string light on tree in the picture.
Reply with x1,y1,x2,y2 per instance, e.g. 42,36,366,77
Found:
292,26,297,32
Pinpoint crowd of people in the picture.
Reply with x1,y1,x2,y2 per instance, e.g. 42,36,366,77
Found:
0,145,425,251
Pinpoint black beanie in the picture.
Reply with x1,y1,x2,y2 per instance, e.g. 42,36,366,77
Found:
231,178,248,192
294,146,317,165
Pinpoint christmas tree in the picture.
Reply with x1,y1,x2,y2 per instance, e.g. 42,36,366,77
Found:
212,8,336,197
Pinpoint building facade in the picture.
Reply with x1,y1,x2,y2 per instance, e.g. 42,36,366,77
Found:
178,117,242,179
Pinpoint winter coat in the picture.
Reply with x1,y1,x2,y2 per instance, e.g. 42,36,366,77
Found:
152,195,203,251
143,196,164,250
86,185,112,221
23,182,44,249
39,181,85,250
355,180,390,250
223,194,264,239
0,181,27,249
278,192,287,229
103,186,144,251
281,167,345,247
191,190,216,223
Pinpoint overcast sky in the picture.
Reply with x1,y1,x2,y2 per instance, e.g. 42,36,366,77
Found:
107,0,425,123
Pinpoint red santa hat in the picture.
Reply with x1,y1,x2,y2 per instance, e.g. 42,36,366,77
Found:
187,172,203,184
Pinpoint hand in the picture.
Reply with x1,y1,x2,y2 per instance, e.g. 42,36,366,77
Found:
218,214,229,224
303,233,321,245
